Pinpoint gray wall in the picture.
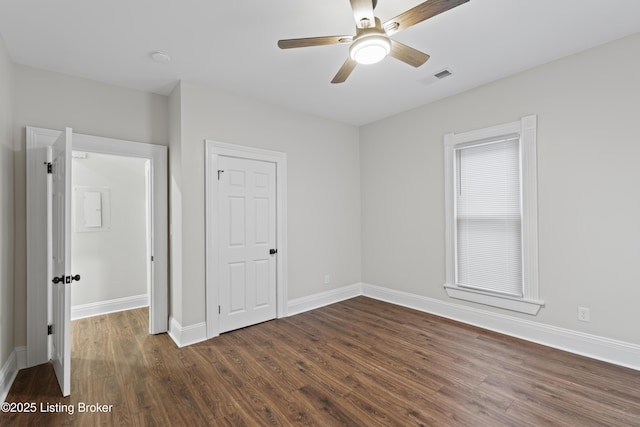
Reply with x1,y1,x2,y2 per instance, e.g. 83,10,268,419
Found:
0,35,14,375
71,153,148,307
169,81,362,327
360,33,640,345
12,65,169,347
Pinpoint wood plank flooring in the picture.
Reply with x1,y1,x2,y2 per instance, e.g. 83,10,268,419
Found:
3,297,640,426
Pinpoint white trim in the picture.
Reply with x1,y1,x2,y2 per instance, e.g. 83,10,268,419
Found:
287,283,363,317
15,347,27,371
520,115,540,302
0,347,24,402
26,127,169,368
71,294,149,320
205,140,288,339
361,283,640,372
168,317,207,348
443,115,542,315
444,285,542,315
0,350,18,403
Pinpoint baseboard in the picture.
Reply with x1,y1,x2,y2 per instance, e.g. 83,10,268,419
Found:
168,316,207,348
361,283,640,372
162,282,640,371
287,283,363,317
15,347,26,371
0,350,19,403
71,294,149,320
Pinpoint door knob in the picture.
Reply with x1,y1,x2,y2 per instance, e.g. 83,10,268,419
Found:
269,249,278,255
52,274,81,284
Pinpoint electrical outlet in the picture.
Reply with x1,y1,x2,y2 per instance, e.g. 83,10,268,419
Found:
324,274,330,285
578,306,590,322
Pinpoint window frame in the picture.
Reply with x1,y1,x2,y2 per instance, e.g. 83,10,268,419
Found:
443,115,544,315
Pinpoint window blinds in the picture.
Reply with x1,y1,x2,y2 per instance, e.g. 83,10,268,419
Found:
455,137,523,297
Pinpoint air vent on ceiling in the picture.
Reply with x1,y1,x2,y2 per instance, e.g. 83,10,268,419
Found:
434,69,453,79
417,68,454,86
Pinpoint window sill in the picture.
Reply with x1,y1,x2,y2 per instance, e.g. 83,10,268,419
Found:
444,284,544,315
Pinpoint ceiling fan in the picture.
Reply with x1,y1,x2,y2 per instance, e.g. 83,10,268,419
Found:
277,0,470,83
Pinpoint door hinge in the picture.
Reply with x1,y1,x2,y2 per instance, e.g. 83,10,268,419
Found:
48,324,53,335
45,162,52,174
151,255,154,262
218,305,221,314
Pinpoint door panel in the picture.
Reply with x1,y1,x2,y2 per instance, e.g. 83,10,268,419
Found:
219,156,277,333
255,198,269,244
255,260,270,307
50,127,72,396
229,262,247,313
228,197,246,246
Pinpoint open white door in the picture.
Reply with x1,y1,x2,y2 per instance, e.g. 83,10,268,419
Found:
50,127,73,396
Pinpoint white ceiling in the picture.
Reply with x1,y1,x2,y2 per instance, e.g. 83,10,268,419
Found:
1,0,639,125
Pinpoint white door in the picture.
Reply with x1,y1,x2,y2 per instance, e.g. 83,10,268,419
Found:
50,127,73,396
218,155,277,333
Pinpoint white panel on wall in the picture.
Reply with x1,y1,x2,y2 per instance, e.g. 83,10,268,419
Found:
74,186,111,233
83,191,102,228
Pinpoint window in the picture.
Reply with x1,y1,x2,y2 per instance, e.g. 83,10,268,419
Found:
443,115,543,315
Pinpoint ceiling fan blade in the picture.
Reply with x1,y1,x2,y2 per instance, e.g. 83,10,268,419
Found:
383,0,470,36
349,0,376,28
331,57,357,84
278,36,353,49
389,39,430,67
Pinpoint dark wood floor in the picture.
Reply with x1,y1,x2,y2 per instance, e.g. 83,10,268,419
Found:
3,297,640,426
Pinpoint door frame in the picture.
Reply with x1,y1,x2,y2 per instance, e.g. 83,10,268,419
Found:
205,140,288,339
26,126,169,367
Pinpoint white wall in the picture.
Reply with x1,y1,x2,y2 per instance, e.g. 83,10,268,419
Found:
12,65,169,347
71,153,148,306
360,33,640,345
169,81,361,327
0,35,15,375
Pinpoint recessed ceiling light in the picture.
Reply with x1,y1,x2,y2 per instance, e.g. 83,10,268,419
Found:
150,51,171,63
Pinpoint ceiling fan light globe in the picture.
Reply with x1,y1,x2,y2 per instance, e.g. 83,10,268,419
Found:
349,35,391,65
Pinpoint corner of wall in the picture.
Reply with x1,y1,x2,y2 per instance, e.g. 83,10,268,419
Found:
0,33,16,385
167,316,207,348
168,81,183,326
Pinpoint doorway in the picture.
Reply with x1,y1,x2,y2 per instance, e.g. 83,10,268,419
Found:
70,152,150,320
205,140,288,339
25,127,168,370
